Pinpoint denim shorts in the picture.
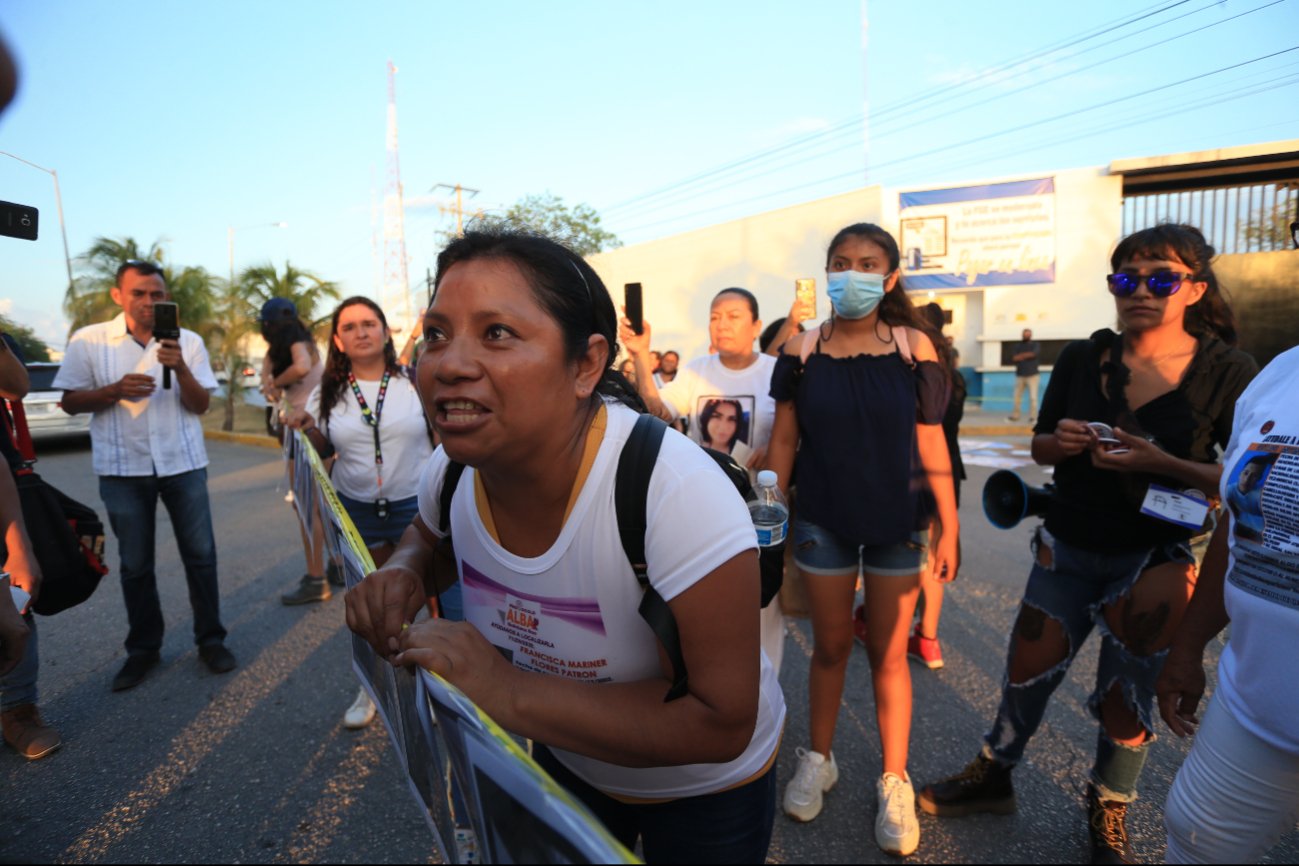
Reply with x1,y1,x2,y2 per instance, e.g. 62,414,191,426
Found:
792,516,929,577
337,492,420,547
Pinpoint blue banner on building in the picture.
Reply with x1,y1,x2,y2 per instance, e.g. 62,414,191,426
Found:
900,177,1056,289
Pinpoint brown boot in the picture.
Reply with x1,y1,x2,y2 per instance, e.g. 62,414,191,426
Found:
1,704,62,760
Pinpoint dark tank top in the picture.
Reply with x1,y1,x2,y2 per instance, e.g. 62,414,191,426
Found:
771,339,946,547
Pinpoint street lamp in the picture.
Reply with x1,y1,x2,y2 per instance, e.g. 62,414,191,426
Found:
228,221,288,288
0,150,74,295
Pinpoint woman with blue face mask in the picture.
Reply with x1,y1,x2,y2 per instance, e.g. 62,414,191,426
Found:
766,222,959,857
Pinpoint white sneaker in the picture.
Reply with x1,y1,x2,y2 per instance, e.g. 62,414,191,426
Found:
876,771,920,857
783,747,839,822
454,827,479,864
343,688,376,729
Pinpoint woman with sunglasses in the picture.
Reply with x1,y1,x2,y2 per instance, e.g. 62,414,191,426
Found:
283,297,446,729
918,224,1257,864
766,222,958,858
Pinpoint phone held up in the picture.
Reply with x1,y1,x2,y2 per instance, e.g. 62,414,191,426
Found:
624,282,644,336
795,278,816,320
0,201,38,241
152,302,181,389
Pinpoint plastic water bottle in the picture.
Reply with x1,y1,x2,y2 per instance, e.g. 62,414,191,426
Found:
749,470,789,547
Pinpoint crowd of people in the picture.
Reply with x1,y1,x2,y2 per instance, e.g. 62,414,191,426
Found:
2,217,1296,866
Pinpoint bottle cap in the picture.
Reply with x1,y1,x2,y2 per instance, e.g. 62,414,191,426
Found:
757,470,778,488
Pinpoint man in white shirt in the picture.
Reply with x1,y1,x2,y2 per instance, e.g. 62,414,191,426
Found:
54,261,235,691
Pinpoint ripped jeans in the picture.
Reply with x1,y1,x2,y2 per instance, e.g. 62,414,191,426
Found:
984,526,1196,802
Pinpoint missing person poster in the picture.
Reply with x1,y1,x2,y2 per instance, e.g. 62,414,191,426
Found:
900,177,1056,289
1225,436,1299,609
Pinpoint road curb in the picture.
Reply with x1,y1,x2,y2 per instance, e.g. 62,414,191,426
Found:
204,429,281,450
959,425,1034,437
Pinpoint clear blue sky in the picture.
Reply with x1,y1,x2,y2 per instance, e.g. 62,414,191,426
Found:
2,0,1297,348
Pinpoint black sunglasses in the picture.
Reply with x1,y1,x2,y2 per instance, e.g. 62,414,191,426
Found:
1105,269,1191,298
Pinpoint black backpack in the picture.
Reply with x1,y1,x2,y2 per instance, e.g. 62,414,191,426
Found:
436,413,785,702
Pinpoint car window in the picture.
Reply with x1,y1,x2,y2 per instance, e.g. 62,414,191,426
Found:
28,366,59,391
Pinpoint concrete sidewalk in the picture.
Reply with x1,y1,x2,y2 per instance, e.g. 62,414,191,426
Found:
959,402,1035,437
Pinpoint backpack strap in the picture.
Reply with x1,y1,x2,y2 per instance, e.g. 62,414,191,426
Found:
438,461,466,536
616,413,689,703
892,326,915,368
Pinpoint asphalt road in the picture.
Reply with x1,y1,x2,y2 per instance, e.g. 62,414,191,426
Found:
2,435,1296,864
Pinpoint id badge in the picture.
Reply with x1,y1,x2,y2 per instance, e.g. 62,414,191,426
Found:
374,498,390,520
1139,484,1210,531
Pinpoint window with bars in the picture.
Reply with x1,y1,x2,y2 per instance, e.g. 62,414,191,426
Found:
1121,182,1299,254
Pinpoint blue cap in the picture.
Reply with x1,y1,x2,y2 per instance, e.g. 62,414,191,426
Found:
259,297,297,322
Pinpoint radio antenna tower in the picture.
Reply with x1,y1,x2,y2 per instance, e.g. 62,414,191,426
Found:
382,61,413,337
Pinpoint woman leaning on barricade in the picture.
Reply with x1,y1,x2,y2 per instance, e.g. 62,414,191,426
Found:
918,223,1258,864
346,228,785,864
764,222,958,858
280,296,446,730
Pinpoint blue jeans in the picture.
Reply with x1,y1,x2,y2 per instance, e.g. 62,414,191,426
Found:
984,526,1194,802
0,613,37,710
100,469,226,656
534,744,776,864
336,491,463,622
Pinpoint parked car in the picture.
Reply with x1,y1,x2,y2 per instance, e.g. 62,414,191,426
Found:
23,362,91,440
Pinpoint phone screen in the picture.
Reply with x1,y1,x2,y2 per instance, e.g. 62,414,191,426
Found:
624,283,644,335
795,278,816,320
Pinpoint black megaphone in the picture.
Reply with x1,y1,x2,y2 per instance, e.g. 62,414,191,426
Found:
982,469,1055,530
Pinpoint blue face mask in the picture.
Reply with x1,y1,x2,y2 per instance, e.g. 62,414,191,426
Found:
826,270,888,319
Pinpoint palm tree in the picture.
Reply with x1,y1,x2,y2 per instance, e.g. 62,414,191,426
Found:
64,236,165,335
63,236,219,341
209,278,255,431
239,261,341,331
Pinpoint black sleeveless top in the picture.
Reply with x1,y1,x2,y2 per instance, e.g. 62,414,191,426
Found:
771,340,947,547
1036,329,1257,553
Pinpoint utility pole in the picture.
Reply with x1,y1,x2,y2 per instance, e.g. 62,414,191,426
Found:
861,0,871,184
431,183,482,237
383,61,413,338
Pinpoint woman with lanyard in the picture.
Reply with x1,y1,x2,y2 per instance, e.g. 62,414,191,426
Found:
918,224,1257,864
283,296,449,729
766,222,957,858
259,298,327,598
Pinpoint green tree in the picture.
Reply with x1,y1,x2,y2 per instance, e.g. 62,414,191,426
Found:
63,236,219,340
1242,196,1298,251
239,261,341,331
445,192,622,256
209,279,255,431
0,314,51,362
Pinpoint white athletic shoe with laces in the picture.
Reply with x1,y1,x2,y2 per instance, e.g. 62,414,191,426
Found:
783,747,839,822
343,688,376,730
876,771,920,857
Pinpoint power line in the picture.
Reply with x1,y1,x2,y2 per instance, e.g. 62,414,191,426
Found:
601,0,1206,217
608,0,1288,225
613,48,1299,237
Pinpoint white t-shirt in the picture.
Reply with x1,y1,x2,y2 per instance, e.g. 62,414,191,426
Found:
417,401,785,799
308,371,432,502
1216,346,1299,754
658,353,777,461
53,313,218,477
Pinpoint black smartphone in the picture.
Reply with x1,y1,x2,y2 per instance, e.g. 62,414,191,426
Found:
153,302,180,389
624,282,644,335
0,200,38,241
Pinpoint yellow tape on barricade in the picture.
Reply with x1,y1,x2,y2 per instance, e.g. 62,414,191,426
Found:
285,429,638,865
